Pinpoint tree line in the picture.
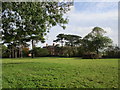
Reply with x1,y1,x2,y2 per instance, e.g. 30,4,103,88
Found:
1,2,119,59
2,26,120,58
52,27,120,58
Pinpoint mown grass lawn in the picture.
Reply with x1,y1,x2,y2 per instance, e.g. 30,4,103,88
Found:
2,57,119,88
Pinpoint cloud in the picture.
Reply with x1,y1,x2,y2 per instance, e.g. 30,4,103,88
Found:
39,25,118,47
74,2,118,13
37,2,118,47
68,8,118,27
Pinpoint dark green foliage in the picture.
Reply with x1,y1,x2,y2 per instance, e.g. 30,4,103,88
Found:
82,52,101,59
1,45,10,58
60,46,78,57
53,34,82,57
53,34,65,46
64,34,82,47
2,2,73,58
76,46,84,57
54,34,82,47
32,47,49,57
104,46,120,58
53,27,113,58
82,27,112,58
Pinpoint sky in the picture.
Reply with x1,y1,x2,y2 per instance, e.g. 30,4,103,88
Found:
35,2,118,48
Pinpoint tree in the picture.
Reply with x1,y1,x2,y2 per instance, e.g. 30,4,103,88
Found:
54,34,82,56
104,45,120,58
2,3,29,58
2,2,73,58
63,34,82,57
82,27,112,56
53,34,65,46
64,34,81,47
54,34,82,47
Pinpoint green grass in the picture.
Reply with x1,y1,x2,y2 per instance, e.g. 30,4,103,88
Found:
2,57,119,88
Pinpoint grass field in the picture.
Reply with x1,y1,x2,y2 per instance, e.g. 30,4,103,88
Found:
2,57,119,88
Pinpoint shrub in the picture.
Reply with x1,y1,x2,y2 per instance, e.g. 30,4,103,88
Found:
33,47,49,57
103,46,120,58
1,45,10,58
22,47,29,57
82,52,101,59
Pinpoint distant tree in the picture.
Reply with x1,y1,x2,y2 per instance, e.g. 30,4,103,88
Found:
54,34,82,56
76,46,84,57
82,27,112,56
53,34,65,47
104,45,120,58
64,34,82,47
64,34,82,56
54,34,82,47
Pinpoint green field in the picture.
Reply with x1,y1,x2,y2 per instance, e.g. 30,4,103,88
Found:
2,57,119,88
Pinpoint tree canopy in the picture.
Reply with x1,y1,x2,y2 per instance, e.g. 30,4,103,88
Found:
2,2,73,58
53,34,82,47
82,27,112,54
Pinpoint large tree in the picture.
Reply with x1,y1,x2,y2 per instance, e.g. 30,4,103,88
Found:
64,34,81,47
2,8,27,58
2,2,73,58
82,27,112,55
54,34,82,56
53,34,65,46
54,34,82,47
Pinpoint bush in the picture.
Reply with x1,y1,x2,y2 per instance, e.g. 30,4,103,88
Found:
22,47,29,57
103,46,120,58
1,45,10,58
82,52,101,59
103,51,120,58
33,47,49,57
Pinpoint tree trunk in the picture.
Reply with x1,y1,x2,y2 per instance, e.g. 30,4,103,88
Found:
96,49,99,54
15,49,17,58
19,47,21,58
31,40,34,58
18,45,23,58
12,47,14,58
61,40,63,47
10,47,12,58
20,45,23,58
14,49,15,58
